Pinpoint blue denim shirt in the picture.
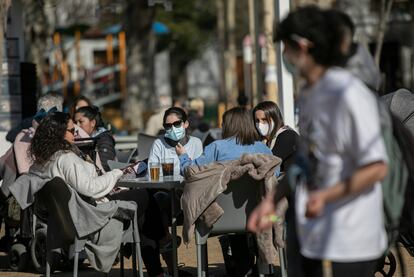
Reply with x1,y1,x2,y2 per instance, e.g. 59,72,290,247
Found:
178,137,279,175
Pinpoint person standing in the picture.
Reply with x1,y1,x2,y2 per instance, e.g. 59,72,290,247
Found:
248,6,388,277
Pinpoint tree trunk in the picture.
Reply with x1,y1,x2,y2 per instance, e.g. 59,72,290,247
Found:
374,0,394,67
0,0,11,94
123,0,155,130
169,54,187,100
21,0,52,90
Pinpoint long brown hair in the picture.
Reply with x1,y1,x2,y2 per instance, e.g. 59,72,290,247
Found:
252,101,284,140
222,107,259,145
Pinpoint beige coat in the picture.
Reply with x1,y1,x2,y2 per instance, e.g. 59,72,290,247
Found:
181,153,288,264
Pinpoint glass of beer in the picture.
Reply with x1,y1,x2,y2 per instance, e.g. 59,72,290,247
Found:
162,158,174,180
149,162,161,181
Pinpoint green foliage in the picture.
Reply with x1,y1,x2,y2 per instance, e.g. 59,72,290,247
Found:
155,0,216,66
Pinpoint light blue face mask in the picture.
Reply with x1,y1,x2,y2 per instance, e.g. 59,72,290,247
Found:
282,54,299,76
165,126,186,141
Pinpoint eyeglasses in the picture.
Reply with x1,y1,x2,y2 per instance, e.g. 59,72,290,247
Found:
66,127,76,135
163,120,182,130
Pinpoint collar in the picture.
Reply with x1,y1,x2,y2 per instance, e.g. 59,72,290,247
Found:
164,135,190,148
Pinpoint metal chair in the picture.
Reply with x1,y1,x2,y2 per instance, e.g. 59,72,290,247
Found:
35,177,144,277
108,160,129,170
137,133,158,161
116,148,138,163
195,174,287,277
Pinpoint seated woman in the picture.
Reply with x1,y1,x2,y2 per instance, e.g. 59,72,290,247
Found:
29,112,168,277
74,106,115,172
253,101,299,172
148,106,203,176
176,107,274,276
253,101,300,275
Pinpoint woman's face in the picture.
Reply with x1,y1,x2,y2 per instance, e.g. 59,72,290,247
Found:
254,109,275,137
75,100,89,111
164,114,188,130
64,119,76,144
74,112,96,135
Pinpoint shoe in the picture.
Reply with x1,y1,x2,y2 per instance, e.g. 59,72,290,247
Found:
159,235,182,254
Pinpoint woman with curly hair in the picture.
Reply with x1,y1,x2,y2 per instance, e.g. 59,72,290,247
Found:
30,112,169,277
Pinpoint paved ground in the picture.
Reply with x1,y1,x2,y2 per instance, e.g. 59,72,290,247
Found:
0,226,413,276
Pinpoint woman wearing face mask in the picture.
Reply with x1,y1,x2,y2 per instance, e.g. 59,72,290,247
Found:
74,106,115,172
253,101,299,172
148,107,203,176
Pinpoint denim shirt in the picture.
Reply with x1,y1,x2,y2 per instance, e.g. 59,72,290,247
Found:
179,137,279,175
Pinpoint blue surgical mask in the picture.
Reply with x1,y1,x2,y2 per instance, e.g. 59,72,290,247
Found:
165,126,186,141
282,54,299,76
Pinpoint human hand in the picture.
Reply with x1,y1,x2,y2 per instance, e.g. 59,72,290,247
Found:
247,194,278,233
305,190,326,218
175,143,186,156
121,161,140,175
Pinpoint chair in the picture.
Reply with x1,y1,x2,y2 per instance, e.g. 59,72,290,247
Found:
195,174,287,277
35,177,144,277
116,148,138,163
136,133,158,161
108,160,129,170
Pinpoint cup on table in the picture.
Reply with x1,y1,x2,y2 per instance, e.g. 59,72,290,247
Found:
162,158,174,180
149,162,161,181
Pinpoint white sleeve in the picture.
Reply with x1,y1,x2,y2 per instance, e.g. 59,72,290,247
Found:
193,138,203,159
56,153,123,199
340,88,388,167
148,139,162,163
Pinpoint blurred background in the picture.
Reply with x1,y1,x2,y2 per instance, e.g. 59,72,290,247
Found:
0,0,412,135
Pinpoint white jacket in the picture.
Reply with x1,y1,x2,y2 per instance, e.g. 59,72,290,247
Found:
32,150,123,199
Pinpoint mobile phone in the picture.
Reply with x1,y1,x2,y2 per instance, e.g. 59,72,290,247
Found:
131,161,147,176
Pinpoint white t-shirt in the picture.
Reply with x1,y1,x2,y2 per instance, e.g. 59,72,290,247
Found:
295,68,388,262
148,136,203,176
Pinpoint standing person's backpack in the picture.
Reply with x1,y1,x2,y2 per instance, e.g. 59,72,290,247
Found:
378,94,414,276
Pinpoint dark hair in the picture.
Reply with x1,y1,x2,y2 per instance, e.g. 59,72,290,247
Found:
74,105,104,129
253,101,284,140
274,5,345,66
163,107,188,124
30,112,73,165
325,9,356,66
70,95,92,116
222,107,259,145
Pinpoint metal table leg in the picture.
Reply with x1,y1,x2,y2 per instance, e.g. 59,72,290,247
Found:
171,188,179,277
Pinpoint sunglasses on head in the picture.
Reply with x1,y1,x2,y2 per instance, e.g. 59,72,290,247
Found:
66,127,76,135
163,120,182,130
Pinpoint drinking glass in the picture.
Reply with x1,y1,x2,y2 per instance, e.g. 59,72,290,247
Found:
162,158,174,180
149,162,161,181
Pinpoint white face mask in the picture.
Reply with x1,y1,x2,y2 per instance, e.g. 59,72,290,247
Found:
255,121,274,137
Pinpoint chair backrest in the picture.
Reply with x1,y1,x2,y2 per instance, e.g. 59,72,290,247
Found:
137,133,158,161
116,148,137,163
35,177,77,242
209,174,263,235
107,160,129,170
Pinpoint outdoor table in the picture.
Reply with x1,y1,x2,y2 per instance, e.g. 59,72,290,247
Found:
116,176,184,277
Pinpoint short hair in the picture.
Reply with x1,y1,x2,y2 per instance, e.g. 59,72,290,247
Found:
222,107,259,145
37,92,63,112
274,5,345,66
74,105,104,129
253,101,284,139
163,107,188,123
30,112,72,165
